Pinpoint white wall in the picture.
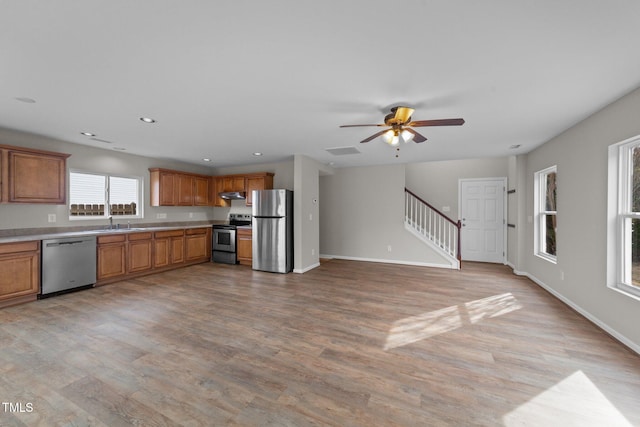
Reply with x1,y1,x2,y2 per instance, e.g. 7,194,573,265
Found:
516,86,640,352
507,155,528,269
405,157,510,220
0,128,216,230
293,155,330,273
319,164,450,267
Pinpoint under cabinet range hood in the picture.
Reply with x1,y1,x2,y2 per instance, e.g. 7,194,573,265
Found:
219,191,246,200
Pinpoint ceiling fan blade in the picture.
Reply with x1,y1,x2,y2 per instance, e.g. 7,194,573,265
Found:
339,124,386,128
361,129,390,143
392,106,415,124
408,118,465,127
404,128,427,143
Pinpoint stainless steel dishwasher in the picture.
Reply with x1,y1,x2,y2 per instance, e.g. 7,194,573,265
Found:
41,235,97,296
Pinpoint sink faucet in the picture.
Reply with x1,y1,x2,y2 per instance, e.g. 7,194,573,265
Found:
108,216,113,230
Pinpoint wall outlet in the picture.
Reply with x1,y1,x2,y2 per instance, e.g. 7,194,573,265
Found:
47,214,56,223
156,213,167,219
312,248,315,256
309,213,313,221
387,245,392,252
189,212,194,218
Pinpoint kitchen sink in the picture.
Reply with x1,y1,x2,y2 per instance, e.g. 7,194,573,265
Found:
95,227,147,233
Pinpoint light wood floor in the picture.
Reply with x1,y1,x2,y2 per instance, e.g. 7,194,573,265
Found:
1,260,640,426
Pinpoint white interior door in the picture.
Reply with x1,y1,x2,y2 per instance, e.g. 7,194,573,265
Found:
459,178,506,263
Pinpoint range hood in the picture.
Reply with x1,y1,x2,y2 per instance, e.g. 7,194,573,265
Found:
219,191,246,200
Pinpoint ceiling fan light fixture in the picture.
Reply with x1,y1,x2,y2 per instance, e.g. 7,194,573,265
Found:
401,129,414,143
340,106,463,150
382,129,394,144
383,129,401,146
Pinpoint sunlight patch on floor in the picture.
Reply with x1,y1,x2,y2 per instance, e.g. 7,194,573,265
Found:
503,370,632,426
384,293,521,350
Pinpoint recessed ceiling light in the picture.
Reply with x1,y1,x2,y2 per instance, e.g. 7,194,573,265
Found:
15,97,36,103
253,152,263,156
81,132,96,137
203,158,212,162
140,117,156,123
113,147,126,151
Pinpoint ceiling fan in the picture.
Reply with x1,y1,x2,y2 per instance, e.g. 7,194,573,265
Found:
340,106,464,146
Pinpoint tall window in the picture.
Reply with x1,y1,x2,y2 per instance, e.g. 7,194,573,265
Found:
69,171,142,219
608,135,640,299
535,166,557,262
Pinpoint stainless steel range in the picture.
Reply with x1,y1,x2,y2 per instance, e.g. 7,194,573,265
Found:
212,213,251,264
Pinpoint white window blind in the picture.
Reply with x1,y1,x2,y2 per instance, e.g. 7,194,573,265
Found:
69,172,106,205
69,170,142,218
109,176,138,205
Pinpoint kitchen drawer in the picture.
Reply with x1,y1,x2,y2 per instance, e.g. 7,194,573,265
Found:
97,234,127,244
128,232,153,241
155,229,184,239
0,241,39,255
237,228,252,237
185,227,209,236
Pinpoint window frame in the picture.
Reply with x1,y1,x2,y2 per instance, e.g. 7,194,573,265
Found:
534,165,558,263
608,135,640,300
68,169,144,221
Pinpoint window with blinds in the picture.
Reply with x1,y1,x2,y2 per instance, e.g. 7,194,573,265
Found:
69,171,142,218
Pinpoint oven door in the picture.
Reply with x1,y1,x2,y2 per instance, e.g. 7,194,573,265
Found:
213,228,236,253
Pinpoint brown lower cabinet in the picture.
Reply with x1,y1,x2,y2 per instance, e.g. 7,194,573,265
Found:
185,227,211,261
97,234,127,281
128,232,153,273
236,228,252,266
153,229,185,268
0,241,40,308
97,227,212,285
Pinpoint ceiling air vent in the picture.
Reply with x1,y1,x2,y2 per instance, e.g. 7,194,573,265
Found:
90,137,114,144
326,146,360,156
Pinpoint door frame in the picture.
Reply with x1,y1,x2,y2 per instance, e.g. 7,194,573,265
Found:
458,177,508,264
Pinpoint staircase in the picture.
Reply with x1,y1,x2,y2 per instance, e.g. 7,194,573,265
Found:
404,188,461,269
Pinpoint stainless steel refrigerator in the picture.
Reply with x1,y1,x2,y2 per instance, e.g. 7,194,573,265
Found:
252,189,293,273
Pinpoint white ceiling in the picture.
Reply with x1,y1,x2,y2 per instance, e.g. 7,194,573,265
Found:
2,1,640,169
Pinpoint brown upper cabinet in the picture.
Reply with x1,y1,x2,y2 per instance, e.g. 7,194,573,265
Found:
149,168,212,207
0,144,70,204
245,173,274,206
150,168,274,208
193,176,210,206
222,175,245,193
212,172,274,207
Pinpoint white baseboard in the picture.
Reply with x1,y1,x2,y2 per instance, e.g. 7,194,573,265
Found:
319,254,457,269
511,268,640,356
293,262,320,274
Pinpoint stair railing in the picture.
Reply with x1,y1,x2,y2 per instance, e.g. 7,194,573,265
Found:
404,188,462,263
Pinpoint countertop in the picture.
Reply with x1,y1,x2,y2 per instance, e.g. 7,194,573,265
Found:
0,221,220,244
